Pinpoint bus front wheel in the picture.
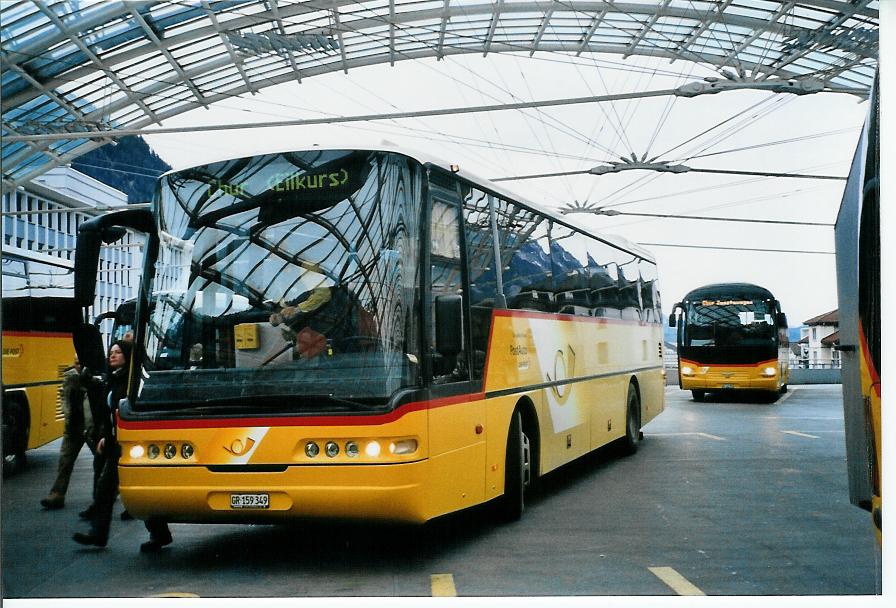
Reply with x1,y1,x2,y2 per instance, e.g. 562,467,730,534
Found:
2,397,28,477
691,390,705,402
499,410,530,522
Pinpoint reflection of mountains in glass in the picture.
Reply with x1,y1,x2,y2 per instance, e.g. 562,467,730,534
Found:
503,240,618,297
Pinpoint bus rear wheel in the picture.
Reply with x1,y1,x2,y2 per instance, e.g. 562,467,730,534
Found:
621,384,641,455
498,410,530,522
2,398,28,477
691,390,705,402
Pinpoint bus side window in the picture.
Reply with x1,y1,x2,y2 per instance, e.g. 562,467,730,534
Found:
639,260,659,323
499,205,553,313
550,225,591,317
585,238,623,319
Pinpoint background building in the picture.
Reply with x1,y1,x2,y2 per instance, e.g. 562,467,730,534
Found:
2,166,142,343
795,310,840,369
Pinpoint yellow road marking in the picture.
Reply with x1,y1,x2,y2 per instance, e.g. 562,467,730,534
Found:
782,430,820,439
151,593,200,598
649,566,705,596
431,573,457,597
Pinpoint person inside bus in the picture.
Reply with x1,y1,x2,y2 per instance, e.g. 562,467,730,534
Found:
268,284,365,359
72,340,173,551
40,356,97,510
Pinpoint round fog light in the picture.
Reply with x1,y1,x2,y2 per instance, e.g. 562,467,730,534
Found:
345,441,360,458
181,443,194,459
325,441,339,458
365,441,381,457
164,443,176,459
129,445,145,459
148,444,160,459
305,441,320,458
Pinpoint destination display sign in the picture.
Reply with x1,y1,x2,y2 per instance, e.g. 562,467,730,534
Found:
701,299,753,306
258,153,371,224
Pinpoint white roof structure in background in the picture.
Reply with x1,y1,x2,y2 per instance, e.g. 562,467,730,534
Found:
1,0,878,191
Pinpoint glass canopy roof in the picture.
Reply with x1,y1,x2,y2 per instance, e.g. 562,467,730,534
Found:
0,0,879,191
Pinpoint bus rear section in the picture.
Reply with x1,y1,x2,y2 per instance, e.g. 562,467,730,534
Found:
670,283,790,401
835,70,880,542
2,252,80,475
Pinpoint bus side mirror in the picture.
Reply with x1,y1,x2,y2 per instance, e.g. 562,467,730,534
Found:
776,313,787,328
668,302,682,327
74,208,157,308
73,323,106,373
435,295,463,358
74,227,102,308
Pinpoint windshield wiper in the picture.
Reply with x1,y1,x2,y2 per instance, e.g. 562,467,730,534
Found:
174,393,383,412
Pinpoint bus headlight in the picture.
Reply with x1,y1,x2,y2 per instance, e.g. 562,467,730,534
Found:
345,441,360,458
129,445,145,459
681,366,695,376
305,441,320,458
325,441,339,458
164,443,177,459
762,367,777,377
148,444,160,459
181,443,194,459
365,441,381,457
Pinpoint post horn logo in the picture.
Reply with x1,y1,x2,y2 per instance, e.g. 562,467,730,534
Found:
546,345,576,402
224,437,256,456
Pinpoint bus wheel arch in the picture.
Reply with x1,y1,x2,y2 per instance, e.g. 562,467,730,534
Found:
621,379,642,455
2,391,30,477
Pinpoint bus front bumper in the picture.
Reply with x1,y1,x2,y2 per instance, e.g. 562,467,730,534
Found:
680,375,780,392
119,460,431,524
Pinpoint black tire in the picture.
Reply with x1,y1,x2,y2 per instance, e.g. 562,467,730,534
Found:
2,398,28,477
780,384,788,394
498,410,530,522
691,390,705,402
621,384,641,455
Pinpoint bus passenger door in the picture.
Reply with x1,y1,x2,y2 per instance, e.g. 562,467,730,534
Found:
426,172,487,515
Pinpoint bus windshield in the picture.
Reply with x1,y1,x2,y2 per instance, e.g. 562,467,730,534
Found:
685,299,775,348
137,149,422,413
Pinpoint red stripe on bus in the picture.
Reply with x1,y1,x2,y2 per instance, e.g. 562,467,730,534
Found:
679,358,778,368
858,325,881,397
1,331,73,339
117,391,487,430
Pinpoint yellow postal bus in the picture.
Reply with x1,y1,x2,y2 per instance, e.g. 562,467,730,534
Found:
669,283,790,402
2,251,78,475
74,145,664,525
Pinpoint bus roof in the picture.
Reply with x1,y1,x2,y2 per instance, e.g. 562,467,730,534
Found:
164,142,655,263
682,283,777,303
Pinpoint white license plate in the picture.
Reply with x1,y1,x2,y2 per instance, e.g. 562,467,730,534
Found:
230,493,270,509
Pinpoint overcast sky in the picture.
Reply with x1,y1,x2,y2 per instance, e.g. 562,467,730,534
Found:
143,51,871,327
